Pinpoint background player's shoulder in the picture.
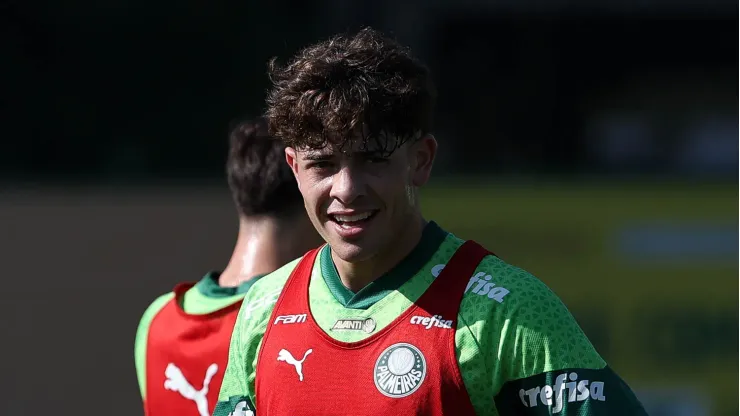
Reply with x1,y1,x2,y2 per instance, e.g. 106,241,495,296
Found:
138,292,175,328
134,291,175,398
135,291,174,346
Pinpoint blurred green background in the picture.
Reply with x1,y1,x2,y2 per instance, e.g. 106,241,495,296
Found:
424,181,737,415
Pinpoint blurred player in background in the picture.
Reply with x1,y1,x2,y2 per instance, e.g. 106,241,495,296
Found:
214,28,648,416
134,117,321,416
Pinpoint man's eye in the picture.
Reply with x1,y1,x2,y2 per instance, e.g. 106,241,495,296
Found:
368,157,389,164
310,161,333,169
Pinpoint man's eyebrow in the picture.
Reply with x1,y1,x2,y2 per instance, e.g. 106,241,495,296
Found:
301,150,389,161
301,152,333,161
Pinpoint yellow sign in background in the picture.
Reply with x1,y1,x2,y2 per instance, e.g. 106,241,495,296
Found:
422,181,737,416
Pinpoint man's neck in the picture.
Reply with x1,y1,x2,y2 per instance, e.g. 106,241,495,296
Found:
218,218,289,288
333,215,427,293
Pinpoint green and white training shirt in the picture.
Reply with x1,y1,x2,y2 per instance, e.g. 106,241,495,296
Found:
215,221,647,415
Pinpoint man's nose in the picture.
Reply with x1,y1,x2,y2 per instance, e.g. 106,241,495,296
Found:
329,165,366,205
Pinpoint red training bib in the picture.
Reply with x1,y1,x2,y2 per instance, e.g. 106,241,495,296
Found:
256,240,490,415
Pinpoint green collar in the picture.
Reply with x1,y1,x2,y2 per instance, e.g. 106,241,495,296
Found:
320,221,447,309
194,271,263,298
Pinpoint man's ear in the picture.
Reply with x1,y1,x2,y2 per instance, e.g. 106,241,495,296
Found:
285,147,300,186
410,134,437,187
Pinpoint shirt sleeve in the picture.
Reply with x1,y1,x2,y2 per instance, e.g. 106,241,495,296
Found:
491,277,648,415
212,303,257,416
212,260,297,416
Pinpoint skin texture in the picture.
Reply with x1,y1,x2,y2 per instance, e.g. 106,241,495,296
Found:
218,214,323,288
285,133,438,292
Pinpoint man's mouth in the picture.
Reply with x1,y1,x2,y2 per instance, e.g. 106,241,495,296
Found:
328,211,378,229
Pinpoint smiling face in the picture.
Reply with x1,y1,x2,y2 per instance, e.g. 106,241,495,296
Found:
286,134,437,263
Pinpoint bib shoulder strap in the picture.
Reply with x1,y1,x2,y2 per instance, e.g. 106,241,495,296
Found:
416,240,494,319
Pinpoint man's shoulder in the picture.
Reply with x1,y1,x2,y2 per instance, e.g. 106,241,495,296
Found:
459,249,570,325
134,291,176,397
246,255,303,299
238,255,305,323
135,291,175,352
460,248,605,366
462,250,536,298
137,292,175,331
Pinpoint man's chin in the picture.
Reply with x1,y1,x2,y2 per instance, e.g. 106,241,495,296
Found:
327,239,376,264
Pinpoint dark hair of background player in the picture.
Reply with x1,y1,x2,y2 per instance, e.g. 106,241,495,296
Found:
265,27,437,156
225,117,303,218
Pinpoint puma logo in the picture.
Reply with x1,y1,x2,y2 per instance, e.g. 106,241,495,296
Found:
277,348,313,381
164,363,218,416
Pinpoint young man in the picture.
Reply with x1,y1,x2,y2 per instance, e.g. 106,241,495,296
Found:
134,117,321,416
214,29,648,416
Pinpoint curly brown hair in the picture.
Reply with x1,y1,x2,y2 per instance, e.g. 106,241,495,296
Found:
265,27,437,156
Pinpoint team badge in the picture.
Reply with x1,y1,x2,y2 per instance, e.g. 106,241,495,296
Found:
373,343,426,398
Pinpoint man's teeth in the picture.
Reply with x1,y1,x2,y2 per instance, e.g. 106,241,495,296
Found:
334,212,372,222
